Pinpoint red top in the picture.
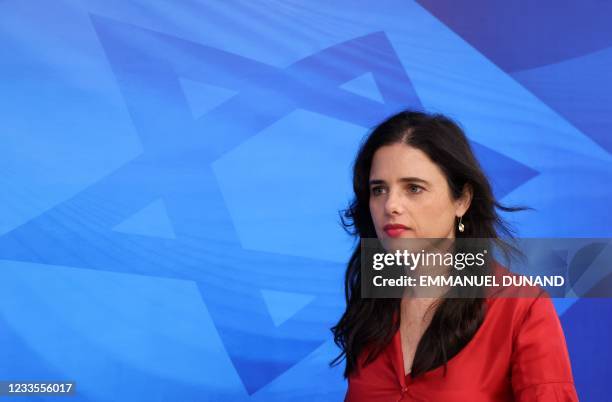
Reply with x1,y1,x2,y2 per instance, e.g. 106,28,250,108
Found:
345,294,579,402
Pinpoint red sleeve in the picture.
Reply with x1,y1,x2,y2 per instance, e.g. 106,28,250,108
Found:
511,294,579,401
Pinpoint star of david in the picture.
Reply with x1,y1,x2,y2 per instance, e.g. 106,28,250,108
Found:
0,14,537,394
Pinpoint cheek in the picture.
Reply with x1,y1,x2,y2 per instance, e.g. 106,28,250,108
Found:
368,199,386,235
415,196,455,235
368,199,381,223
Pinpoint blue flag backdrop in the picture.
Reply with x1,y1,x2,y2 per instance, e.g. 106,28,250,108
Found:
1,1,611,401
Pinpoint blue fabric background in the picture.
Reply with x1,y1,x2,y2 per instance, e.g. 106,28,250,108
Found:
0,1,610,400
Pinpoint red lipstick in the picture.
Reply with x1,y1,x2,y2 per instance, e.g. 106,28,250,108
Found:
383,223,410,238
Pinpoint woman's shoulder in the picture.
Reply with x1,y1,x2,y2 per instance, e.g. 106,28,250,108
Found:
479,261,555,337
474,289,577,401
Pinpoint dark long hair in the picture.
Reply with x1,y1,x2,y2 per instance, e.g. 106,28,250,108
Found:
330,110,528,378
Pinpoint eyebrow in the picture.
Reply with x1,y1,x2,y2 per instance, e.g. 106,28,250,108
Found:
368,177,430,186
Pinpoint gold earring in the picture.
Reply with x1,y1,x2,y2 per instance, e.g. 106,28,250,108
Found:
458,216,465,233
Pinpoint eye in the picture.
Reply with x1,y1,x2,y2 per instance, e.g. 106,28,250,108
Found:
371,186,386,196
408,184,423,194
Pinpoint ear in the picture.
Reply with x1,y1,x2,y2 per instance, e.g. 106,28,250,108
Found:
455,183,473,217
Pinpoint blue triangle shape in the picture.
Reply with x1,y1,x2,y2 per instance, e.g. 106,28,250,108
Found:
178,77,237,119
470,142,539,199
113,199,176,239
260,289,315,327
228,335,323,395
339,72,385,103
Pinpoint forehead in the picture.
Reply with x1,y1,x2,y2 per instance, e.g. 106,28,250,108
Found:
369,143,445,182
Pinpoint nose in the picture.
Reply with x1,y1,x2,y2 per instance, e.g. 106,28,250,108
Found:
384,188,404,216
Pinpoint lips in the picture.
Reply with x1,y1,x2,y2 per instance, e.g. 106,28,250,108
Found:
383,223,410,238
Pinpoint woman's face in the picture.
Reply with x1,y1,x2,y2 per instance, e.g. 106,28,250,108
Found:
368,143,472,243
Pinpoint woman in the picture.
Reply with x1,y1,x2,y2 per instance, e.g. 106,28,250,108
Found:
331,111,578,401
